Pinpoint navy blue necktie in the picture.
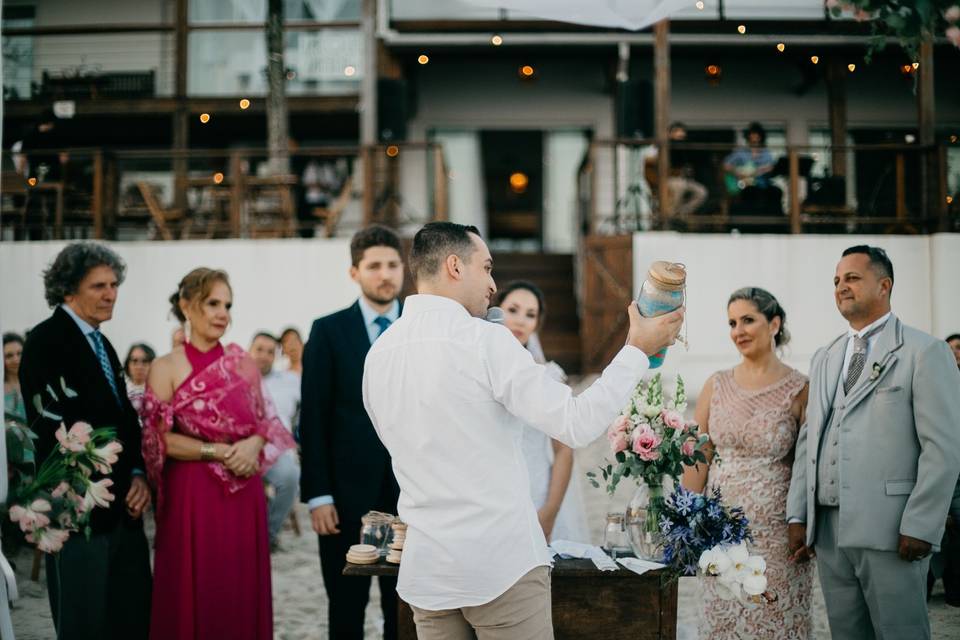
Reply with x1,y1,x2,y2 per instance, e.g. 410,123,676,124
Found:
90,329,122,404
373,316,392,340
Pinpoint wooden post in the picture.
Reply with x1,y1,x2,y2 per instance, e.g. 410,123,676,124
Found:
938,143,949,230
360,0,378,225
92,150,104,239
826,59,848,176
654,20,670,229
432,145,448,222
917,40,936,224
788,149,801,234
230,150,243,237
172,0,189,213
895,152,907,221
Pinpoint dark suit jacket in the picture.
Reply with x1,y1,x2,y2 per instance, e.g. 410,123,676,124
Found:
19,306,144,534
300,300,399,523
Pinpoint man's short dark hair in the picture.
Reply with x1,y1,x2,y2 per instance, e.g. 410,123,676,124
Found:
251,331,278,345
350,224,402,267
42,242,126,307
842,245,894,290
409,222,481,281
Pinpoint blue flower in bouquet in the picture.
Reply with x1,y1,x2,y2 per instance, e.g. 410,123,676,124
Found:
706,502,723,521
673,490,695,516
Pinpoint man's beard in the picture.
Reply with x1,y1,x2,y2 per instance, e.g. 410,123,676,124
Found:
364,283,397,305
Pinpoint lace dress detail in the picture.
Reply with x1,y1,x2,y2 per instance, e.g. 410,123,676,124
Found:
700,368,813,639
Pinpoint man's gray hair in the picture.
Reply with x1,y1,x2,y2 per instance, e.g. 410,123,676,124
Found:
42,242,126,307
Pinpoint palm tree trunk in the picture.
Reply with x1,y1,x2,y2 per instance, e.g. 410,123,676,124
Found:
266,0,289,175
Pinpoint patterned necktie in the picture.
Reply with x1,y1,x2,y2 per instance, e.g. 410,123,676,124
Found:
373,316,392,340
90,329,122,404
843,322,886,394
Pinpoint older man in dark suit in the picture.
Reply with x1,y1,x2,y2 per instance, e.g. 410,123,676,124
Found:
300,225,404,639
20,242,151,640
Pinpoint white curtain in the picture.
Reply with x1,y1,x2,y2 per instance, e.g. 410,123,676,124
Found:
460,0,691,30
544,131,589,252
434,132,488,237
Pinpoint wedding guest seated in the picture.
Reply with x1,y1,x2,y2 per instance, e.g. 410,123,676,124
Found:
249,331,301,548
645,122,708,222
494,281,588,543
682,287,812,638
3,333,26,425
723,122,784,226
124,342,155,415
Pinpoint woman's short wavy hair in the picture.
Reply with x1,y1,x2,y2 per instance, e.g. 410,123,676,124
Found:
42,242,126,307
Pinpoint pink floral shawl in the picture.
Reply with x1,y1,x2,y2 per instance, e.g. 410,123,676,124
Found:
139,343,296,516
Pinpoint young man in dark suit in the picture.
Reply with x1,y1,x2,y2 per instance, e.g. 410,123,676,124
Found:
300,225,404,639
19,242,152,640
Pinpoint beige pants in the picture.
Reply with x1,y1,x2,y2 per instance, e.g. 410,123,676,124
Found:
409,566,553,640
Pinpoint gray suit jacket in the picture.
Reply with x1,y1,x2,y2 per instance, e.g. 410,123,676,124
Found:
786,314,960,551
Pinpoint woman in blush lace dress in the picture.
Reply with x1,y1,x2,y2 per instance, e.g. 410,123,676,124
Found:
140,268,295,640
682,287,813,639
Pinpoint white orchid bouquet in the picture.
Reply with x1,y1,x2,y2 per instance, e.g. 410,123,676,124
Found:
698,542,770,604
7,402,123,553
588,373,709,494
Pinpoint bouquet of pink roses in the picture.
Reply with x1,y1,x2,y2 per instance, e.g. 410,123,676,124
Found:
588,373,709,495
7,421,123,553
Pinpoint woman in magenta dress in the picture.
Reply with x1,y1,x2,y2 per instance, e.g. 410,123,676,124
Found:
140,267,295,640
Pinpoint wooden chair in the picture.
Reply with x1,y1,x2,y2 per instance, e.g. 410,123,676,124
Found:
310,175,353,238
136,181,188,240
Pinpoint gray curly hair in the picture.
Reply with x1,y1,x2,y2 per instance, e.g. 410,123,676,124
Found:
43,242,126,307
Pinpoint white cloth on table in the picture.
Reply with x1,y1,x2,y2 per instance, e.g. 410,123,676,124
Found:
617,557,666,576
262,369,301,433
362,294,649,610
549,539,618,572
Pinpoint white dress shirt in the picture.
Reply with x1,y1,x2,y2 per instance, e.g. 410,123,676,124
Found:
362,294,649,610
840,311,892,382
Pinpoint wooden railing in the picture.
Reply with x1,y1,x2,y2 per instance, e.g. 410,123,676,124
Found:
0,143,448,241
579,138,957,235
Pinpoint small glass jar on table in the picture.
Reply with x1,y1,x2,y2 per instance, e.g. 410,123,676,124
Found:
602,512,631,559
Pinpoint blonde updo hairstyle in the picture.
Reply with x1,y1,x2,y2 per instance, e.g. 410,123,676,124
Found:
169,267,232,324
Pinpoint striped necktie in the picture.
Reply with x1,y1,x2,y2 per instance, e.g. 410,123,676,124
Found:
90,329,122,404
843,321,886,394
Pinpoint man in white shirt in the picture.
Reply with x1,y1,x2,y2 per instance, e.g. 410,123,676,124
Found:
362,222,683,638
250,331,301,547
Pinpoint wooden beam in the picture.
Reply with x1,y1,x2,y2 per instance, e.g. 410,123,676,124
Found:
654,20,670,229
173,0,189,212
826,58,847,176
788,148,802,233
917,40,938,224
3,96,360,118
92,151,104,239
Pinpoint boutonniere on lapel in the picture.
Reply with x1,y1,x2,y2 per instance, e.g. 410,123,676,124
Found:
869,362,884,381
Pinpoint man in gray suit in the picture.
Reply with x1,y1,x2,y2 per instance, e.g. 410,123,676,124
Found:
786,245,960,639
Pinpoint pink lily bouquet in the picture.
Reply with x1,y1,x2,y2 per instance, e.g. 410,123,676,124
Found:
588,373,709,494
8,421,123,553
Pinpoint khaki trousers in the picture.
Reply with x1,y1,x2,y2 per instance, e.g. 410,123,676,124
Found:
409,566,553,640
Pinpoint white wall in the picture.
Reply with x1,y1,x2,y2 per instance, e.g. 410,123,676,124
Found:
632,232,960,400
0,239,360,361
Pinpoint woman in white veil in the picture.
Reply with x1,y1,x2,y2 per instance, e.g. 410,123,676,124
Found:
495,281,589,543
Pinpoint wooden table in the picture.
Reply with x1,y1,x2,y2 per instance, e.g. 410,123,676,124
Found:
344,557,677,639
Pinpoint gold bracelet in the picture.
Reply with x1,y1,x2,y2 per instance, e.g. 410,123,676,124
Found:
199,443,217,461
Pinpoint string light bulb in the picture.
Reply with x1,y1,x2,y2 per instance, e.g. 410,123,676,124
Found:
520,65,535,78
386,145,400,158
491,34,503,46
199,113,211,123
810,55,820,65
776,43,786,52
737,24,747,34
239,98,250,110
847,63,856,72
912,61,920,69
213,172,224,184
509,172,529,193
344,65,356,77
418,54,429,65
696,1,705,9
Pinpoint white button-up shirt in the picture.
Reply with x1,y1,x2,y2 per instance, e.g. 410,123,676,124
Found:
263,369,301,432
362,294,649,610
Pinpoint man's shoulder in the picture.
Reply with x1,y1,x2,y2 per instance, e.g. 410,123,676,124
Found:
899,322,940,350
314,303,359,329
23,310,67,350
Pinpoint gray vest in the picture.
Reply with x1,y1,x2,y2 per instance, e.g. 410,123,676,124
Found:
816,377,848,506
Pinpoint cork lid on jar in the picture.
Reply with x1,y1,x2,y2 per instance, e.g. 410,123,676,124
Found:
647,261,686,291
